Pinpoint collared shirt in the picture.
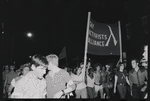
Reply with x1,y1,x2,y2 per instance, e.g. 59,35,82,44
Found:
11,71,46,98
6,72,18,84
46,69,74,98
129,68,148,87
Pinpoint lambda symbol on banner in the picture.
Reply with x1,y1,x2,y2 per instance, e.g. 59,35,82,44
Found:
105,25,117,46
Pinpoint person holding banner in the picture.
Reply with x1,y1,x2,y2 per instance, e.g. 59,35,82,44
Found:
86,67,95,98
72,62,87,98
46,54,75,98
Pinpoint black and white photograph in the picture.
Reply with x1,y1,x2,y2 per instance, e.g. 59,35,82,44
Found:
2,0,148,100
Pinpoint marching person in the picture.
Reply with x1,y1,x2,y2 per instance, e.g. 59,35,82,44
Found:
114,62,130,99
86,67,95,98
4,65,18,98
46,54,75,98
11,54,48,98
71,62,87,98
86,60,95,98
129,58,148,99
8,63,31,97
3,65,9,97
100,66,110,99
94,63,104,98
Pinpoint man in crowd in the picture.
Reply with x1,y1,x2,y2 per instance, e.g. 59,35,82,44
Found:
4,65,18,97
129,58,148,99
11,54,48,98
3,65,9,97
100,66,110,99
46,54,75,98
94,63,104,98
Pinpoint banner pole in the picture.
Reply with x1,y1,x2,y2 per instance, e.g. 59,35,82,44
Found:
118,21,122,62
82,12,91,81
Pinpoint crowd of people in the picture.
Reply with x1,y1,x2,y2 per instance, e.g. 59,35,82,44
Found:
2,49,148,99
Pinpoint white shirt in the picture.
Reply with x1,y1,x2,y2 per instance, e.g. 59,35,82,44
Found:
72,74,86,90
11,76,23,87
87,75,95,88
11,71,46,98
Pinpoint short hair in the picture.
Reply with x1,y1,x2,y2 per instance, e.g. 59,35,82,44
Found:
20,63,32,71
88,67,94,74
46,54,59,66
31,54,48,68
131,58,139,64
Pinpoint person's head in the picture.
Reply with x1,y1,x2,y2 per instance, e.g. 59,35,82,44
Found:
131,58,139,69
80,62,84,68
10,65,15,71
20,63,31,76
102,66,106,71
76,67,82,75
31,54,48,78
46,54,59,71
16,69,21,75
94,63,102,71
5,65,9,70
88,67,94,75
105,65,110,71
118,62,124,71
87,60,91,67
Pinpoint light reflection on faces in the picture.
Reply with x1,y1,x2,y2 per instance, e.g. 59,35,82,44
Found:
36,66,46,78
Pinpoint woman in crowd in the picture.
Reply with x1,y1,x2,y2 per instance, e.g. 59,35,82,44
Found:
72,63,87,98
114,62,130,99
8,63,31,97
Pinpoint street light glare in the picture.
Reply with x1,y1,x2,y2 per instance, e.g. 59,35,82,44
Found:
27,32,33,37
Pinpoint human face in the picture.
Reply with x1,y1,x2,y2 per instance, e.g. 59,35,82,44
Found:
120,64,124,70
22,67,30,76
5,65,9,70
10,66,15,70
102,66,105,71
131,60,138,69
96,66,100,71
87,62,91,67
36,66,46,78
77,68,82,75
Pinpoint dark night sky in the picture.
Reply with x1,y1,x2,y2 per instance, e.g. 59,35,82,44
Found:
2,0,148,68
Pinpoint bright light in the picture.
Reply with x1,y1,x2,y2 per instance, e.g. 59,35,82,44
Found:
27,32,33,38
